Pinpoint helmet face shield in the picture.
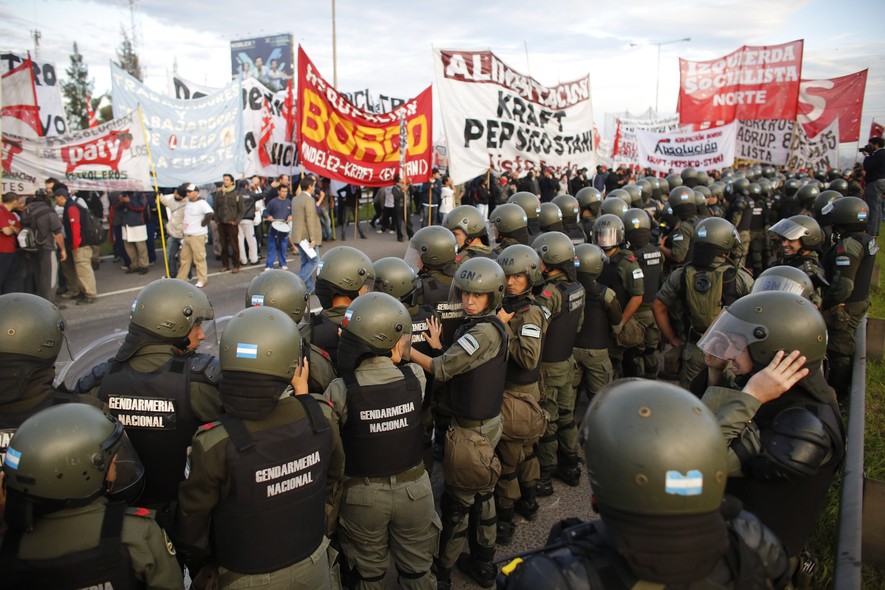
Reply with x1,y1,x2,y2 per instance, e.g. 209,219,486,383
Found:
594,226,621,249
697,311,767,364
105,431,145,504
404,243,424,272
769,218,808,241
751,275,808,298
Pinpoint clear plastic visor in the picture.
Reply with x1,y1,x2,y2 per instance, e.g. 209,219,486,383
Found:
751,276,808,297
697,311,766,362
768,218,808,241
594,227,620,249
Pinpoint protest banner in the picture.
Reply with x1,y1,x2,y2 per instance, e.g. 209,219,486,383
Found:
1,58,41,139
787,118,839,171
678,40,803,126
1,52,67,136
111,64,243,186
230,34,293,91
338,89,408,114
735,119,793,165
610,114,682,167
2,110,152,193
636,122,737,174
434,48,596,185
296,46,432,187
798,70,867,142
171,74,217,100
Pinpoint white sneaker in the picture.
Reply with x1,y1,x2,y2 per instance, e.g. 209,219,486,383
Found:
262,267,272,272
388,230,395,234
195,282,205,288
281,266,289,271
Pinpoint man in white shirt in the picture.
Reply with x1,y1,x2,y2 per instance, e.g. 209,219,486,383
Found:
159,183,189,277
176,184,214,288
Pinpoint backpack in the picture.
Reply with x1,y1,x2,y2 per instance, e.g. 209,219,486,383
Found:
18,203,53,253
682,264,738,334
75,202,106,247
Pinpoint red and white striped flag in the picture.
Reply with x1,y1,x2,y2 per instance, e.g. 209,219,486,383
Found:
258,97,274,168
86,95,98,128
871,120,884,139
1,57,42,137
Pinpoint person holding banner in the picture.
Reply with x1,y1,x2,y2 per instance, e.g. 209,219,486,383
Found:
862,136,885,237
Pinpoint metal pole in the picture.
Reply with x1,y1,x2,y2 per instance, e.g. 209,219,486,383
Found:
655,44,662,115
331,0,337,87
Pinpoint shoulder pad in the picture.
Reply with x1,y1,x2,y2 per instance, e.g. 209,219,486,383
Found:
728,510,791,584
196,420,222,434
603,287,616,304
191,354,220,384
75,361,110,393
126,506,157,519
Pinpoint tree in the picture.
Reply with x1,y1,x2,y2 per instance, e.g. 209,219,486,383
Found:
115,27,143,82
61,42,94,131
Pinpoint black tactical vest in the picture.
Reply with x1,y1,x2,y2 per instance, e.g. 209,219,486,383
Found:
0,502,139,590
735,198,753,231
505,300,545,385
98,356,207,505
564,223,587,245
598,251,630,312
213,396,332,573
541,280,585,363
845,233,877,303
311,311,343,364
448,317,508,420
574,281,612,350
749,202,767,231
634,243,663,305
409,305,437,358
341,367,424,477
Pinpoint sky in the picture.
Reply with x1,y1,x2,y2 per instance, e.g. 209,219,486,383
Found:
3,0,884,164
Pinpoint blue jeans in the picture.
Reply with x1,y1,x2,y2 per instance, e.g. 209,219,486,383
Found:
165,236,182,277
266,227,288,269
297,243,318,292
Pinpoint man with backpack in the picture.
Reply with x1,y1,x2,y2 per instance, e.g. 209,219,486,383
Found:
21,190,66,304
54,187,99,304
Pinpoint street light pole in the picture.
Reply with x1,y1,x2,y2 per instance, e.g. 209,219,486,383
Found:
630,37,691,115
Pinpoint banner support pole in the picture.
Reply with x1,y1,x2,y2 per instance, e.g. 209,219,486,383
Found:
137,104,171,279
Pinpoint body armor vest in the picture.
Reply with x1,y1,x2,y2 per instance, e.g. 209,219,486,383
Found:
341,367,424,477
213,396,332,573
420,272,464,347
634,243,663,305
574,281,612,350
681,265,739,338
505,299,545,385
541,280,585,363
598,251,630,311
311,312,342,365
449,317,508,420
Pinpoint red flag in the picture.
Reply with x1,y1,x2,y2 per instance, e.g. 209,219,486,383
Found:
870,120,884,139
86,95,98,128
1,58,42,137
611,119,623,158
258,97,274,168
798,70,867,142
283,80,295,142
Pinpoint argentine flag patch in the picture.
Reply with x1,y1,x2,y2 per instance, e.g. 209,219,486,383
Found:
251,294,265,306
457,333,480,355
665,470,703,496
236,343,259,359
4,446,21,470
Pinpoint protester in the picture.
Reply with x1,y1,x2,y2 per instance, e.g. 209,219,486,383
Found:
291,174,324,292
116,191,150,275
176,184,214,288
54,187,98,304
0,192,22,293
213,173,245,273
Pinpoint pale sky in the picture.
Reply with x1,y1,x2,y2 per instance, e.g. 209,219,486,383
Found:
3,0,884,162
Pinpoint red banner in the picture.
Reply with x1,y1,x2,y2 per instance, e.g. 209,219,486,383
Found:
678,40,803,126
871,121,884,139
296,46,432,187
798,70,867,142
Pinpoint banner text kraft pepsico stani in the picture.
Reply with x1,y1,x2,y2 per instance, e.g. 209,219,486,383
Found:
296,46,432,186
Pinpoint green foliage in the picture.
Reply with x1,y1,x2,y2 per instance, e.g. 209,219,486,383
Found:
60,42,94,131
115,27,142,82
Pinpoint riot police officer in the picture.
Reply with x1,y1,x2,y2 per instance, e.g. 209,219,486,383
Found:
532,232,585,495
325,292,440,589
77,278,222,522
490,203,531,253
498,380,791,590
623,208,662,379
508,192,543,236
443,205,495,261
493,244,548,540
176,306,344,589
574,186,602,240
660,186,701,270
751,265,816,301
1,404,183,589
768,215,828,307
408,257,509,589
538,202,564,234
551,194,586,245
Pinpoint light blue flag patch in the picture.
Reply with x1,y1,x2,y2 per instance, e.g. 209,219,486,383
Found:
236,343,259,359
665,469,703,496
5,446,21,470
251,294,265,306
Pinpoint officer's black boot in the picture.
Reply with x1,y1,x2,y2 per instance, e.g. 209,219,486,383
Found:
495,503,516,545
515,483,540,521
457,545,497,589
535,468,555,497
553,452,582,487
432,559,452,590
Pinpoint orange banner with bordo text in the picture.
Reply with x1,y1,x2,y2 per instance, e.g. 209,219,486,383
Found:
296,46,432,187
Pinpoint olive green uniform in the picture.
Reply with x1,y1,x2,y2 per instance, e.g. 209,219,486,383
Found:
302,306,348,394
12,497,184,590
325,358,440,590
573,285,621,400
667,219,695,266
602,249,644,377
177,395,345,590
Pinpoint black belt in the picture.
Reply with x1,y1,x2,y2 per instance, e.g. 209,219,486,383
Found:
343,463,425,488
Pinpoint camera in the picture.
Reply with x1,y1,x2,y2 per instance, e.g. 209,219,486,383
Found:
860,144,874,155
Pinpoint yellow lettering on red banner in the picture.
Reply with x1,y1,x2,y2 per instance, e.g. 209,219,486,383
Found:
302,89,327,143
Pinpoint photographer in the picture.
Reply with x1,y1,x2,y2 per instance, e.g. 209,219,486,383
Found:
861,136,885,236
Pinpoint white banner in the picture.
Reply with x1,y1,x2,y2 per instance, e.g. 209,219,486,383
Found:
1,52,68,136
735,120,793,165
240,77,300,177
1,59,41,138
112,64,243,186
636,122,737,174
2,110,152,193
171,74,218,100
611,115,682,167
787,118,839,171
433,49,596,185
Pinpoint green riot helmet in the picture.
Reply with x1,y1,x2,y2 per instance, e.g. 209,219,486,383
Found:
592,214,626,250
450,257,506,315
623,208,652,232
796,183,820,209
407,225,457,271
373,257,420,305
762,165,776,179
709,182,725,200
643,176,663,200
130,278,214,341
698,170,712,186
4,404,143,531
220,306,302,381
747,182,763,199
769,215,823,250
667,186,695,209
635,179,653,202
338,292,411,375
812,190,842,221
698,291,827,373
657,176,671,195
694,187,710,208
443,205,489,240
0,293,65,361
575,243,607,281
581,380,727,515
819,195,869,232
747,165,762,182
827,169,841,182
600,197,629,218
316,246,375,309
533,231,579,282
828,178,849,196
783,178,801,198
692,217,737,267
497,244,544,295
539,202,564,231
607,188,632,204
509,191,542,232
814,171,827,183
245,269,309,323
757,178,773,198
552,194,581,224
680,167,700,188
575,186,603,215
732,177,750,197
490,202,529,245
751,265,814,300
665,173,683,189
622,184,642,205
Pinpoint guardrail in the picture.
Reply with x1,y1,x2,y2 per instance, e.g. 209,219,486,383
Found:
833,316,866,589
